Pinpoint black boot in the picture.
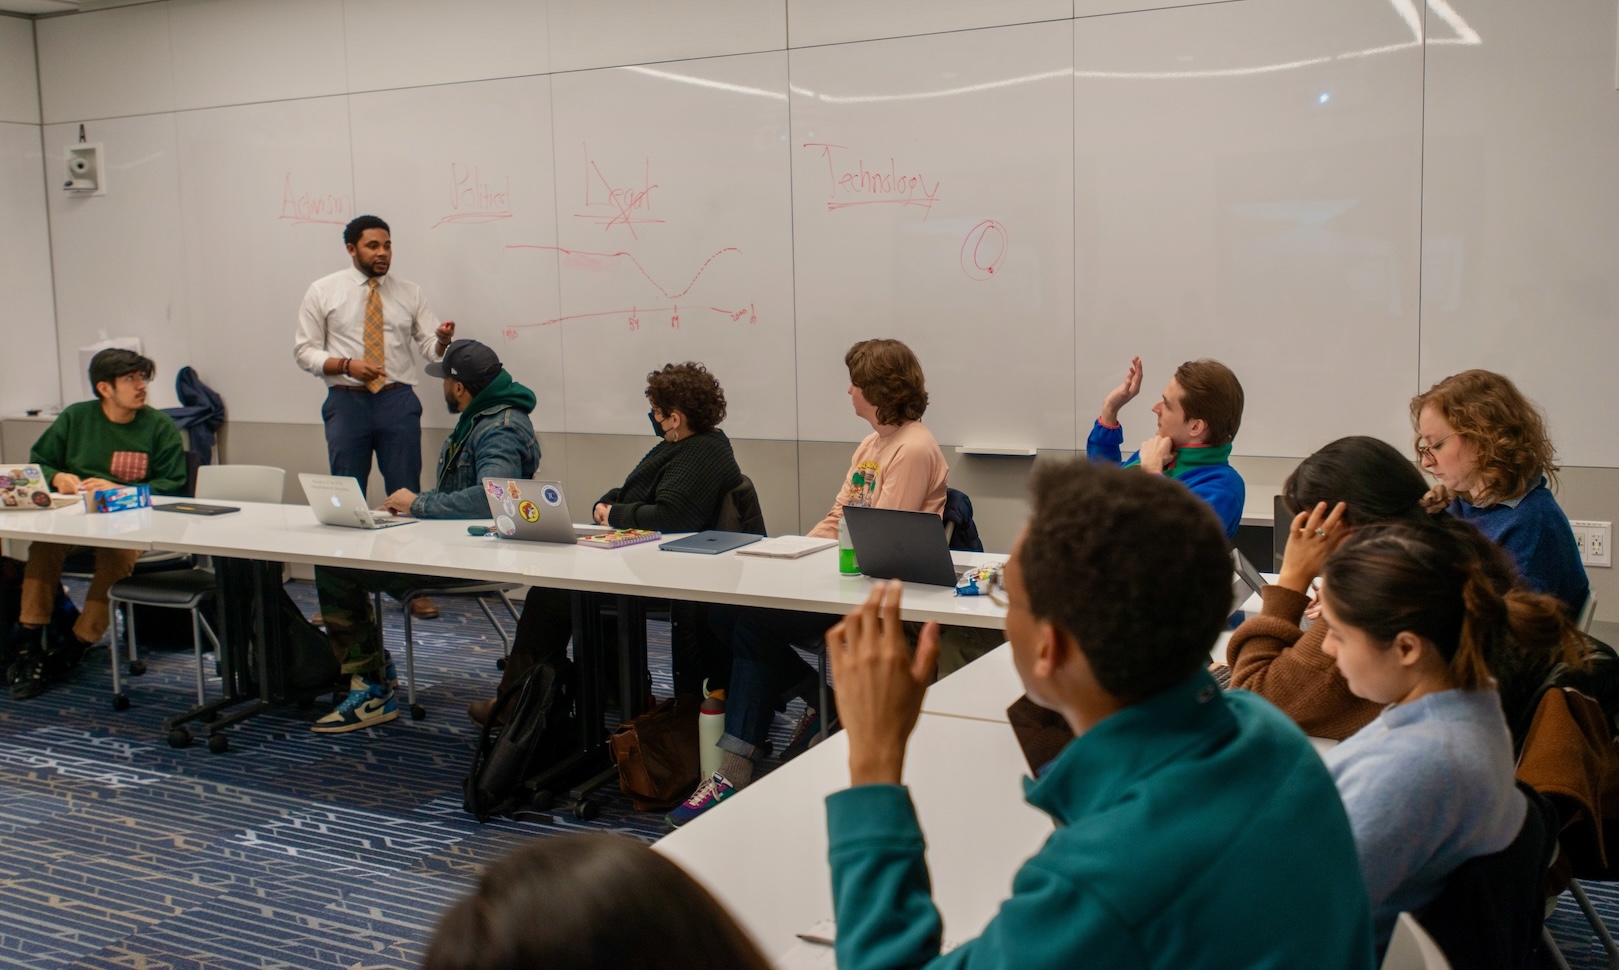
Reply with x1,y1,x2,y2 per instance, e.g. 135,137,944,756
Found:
6,625,46,700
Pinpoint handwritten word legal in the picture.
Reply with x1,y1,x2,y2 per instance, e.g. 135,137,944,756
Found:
279,173,351,226
803,143,941,218
433,162,513,227
574,145,662,239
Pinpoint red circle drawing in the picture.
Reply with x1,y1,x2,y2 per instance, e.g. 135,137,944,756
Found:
960,220,1008,281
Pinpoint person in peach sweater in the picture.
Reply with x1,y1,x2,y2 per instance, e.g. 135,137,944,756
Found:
668,339,947,826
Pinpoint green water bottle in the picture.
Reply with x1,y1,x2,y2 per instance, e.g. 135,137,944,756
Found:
838,515,860,575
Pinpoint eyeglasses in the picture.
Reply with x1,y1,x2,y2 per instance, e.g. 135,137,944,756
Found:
1416,432,1457,463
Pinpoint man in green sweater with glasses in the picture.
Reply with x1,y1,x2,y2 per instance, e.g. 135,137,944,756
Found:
823,459,1374,969
5,348,188,699
310,339,541,734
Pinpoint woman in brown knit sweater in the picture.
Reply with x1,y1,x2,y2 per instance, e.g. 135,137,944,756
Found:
1227,436,1525,739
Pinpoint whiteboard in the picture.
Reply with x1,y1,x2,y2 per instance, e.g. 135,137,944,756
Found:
29,0,1523,464
44,113,191,412
0,122,59,414
175,96,355,426
348,74,563,432
546,53,797,439
790,22,1077,449
1073,0,1424,457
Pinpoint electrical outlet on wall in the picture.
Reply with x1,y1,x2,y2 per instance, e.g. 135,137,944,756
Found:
1572,521,1612,568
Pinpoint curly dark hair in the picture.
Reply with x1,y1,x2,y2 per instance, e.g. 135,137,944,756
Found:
88,348,155,400
846,339,928,426
1411,369,1559,501
1019,458,1231,702
645,362,727,433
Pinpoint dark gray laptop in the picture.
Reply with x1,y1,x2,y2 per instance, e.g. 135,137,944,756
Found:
841,506,964,587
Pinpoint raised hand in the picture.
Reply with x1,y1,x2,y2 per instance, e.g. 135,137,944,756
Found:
1099,356,1143,426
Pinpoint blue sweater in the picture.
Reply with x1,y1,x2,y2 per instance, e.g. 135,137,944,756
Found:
1325,689,1526,953
1449,479,1589,613
1087,419,1245,538
826,670,1375,970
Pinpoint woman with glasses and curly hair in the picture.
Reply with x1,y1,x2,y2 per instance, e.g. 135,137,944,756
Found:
1412,369,1588,614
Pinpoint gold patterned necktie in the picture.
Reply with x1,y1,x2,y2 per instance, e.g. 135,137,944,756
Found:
363,277,386,392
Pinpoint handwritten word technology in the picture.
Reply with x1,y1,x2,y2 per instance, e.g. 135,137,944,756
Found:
278,173,351,227
802,143,942,217
433,162,513,227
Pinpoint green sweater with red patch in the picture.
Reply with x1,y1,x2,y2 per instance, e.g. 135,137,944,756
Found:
31,400,189,496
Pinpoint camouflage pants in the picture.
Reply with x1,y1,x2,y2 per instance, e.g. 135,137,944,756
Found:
313,566,466,677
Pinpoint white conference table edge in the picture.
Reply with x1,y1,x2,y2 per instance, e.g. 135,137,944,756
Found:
1,501,1011,629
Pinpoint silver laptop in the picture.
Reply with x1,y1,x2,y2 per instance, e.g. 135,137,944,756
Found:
299,474,415,529
483,478,611,543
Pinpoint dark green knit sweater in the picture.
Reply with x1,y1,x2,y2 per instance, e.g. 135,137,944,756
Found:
598,429,743,532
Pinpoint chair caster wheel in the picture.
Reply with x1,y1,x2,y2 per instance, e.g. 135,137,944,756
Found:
129,660,147,676
528,789,555,812
410,704,426,721
495,657,506,671
573,798,600,822
168,727,193,748
207,733,229,754
112,694,130,711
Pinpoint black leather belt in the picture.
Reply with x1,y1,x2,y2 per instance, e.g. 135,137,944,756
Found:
330,382,404,393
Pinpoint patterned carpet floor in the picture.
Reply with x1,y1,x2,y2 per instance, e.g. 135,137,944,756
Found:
0,580,1614,968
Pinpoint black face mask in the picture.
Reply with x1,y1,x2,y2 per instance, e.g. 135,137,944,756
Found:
649,410,667,438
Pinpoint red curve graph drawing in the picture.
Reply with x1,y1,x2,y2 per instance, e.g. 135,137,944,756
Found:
504,244,740,301
501,303,756,336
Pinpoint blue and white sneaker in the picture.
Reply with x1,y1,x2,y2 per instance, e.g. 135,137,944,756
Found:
312,674,397,734
665,772,737,828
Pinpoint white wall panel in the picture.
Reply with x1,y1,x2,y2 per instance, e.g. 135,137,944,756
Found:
0,122,59,414
44,113,189,409
342,0,550,92
547,0,785,73
0,17,40,125
36,2,174,123
169,0,347,110
787,0,1069,49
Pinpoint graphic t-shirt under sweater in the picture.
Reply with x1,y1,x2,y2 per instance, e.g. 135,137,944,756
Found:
30,400,188,495
810,420,948,539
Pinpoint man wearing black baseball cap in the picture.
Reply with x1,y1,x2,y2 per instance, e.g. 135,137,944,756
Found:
309,338,542,733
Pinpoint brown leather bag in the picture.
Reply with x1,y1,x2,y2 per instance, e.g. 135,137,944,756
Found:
610,694,701,811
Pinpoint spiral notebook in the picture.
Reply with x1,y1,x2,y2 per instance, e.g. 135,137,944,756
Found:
576,528,662,549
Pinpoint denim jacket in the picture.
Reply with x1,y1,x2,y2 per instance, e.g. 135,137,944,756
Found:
410,396,541,519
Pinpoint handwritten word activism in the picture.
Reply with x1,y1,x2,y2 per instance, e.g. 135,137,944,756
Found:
803,143,941,218
574,145,662,238
279,173,351,226
433,162,513,227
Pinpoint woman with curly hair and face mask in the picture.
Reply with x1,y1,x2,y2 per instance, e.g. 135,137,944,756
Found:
467,362,744,726
1412,370,1588,614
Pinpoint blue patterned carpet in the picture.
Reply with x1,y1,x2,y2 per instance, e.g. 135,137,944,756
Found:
0,580,1615,968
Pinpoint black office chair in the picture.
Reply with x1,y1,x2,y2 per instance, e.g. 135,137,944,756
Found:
1413,782,1554,969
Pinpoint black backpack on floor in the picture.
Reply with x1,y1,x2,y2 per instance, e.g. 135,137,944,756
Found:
463,656,578,822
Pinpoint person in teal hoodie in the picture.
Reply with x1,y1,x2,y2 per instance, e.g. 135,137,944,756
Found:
1087,356,1246,538
822,458,1374,970
311,339,541,734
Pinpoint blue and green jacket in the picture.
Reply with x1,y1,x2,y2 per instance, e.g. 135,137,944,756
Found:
1087,419,1245,538
826,670,1376,970
410,370,541,519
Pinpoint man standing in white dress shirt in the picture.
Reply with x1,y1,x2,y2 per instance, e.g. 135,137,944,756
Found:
294,214,453,617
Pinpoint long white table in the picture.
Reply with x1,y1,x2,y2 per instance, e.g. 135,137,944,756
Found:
140,502,1008,627
657,710,1053,964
